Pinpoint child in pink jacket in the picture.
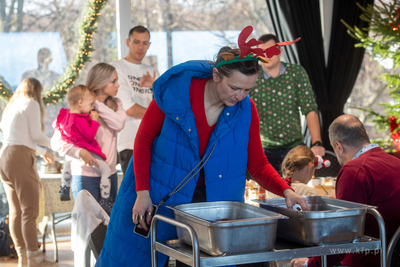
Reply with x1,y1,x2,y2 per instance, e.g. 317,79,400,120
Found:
54,85,111,207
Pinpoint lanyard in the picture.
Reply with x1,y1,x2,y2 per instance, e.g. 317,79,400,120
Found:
157,144,216,207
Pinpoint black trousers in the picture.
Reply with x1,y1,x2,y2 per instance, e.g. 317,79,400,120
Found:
263,147,293,175
118,149,133,176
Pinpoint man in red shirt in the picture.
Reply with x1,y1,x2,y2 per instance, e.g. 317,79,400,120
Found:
291,114,400,267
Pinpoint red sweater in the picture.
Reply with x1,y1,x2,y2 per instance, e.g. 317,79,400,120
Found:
133,78,291,196
308,147,400,267
55,108,106,160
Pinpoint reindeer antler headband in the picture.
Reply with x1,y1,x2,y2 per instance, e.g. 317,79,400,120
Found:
216,25,301,69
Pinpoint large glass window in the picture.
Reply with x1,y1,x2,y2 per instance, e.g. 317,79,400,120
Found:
346,53,400,140
0,0,118,136
0,0,274,138
132,0,273,73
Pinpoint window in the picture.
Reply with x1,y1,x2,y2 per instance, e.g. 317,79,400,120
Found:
0,0,274,137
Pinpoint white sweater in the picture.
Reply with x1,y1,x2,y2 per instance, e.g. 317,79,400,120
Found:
0,97,50,155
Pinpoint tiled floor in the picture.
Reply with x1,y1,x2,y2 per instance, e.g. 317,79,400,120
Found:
0,239,74,267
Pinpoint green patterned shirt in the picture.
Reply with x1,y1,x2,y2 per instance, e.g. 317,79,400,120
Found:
250,62,318,149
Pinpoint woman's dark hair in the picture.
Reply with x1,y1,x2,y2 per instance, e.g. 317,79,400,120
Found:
214,46,261,78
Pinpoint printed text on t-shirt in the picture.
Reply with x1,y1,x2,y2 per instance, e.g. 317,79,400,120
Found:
128,75,152,94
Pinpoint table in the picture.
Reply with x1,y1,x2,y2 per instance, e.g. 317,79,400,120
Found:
308,178,335,196
244,178,336,205
151,208,386,267
38,173,73,225
38,171,124,262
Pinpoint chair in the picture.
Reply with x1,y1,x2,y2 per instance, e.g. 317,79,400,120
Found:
388,225,400,267
71,190,109,267
314,150,341,178
88,223,107,260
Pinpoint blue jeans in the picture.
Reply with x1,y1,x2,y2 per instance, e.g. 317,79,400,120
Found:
71,172,118,203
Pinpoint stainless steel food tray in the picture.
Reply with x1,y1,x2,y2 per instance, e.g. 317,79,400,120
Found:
168,201,287,256
253,196,375,246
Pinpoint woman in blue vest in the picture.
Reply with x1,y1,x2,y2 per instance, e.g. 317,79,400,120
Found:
96,45,310,266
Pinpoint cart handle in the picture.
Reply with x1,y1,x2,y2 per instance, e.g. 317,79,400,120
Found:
367,207,386,267
151,214,200,267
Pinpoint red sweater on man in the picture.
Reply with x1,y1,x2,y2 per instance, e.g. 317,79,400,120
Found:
308,147,400,267
133,78,291,195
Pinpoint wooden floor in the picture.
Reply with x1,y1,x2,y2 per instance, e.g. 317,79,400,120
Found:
0,236,178,267
0,238,74,267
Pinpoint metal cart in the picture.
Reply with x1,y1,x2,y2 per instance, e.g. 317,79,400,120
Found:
151,208,386,267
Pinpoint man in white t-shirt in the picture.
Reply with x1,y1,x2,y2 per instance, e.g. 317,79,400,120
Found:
111,25,159,175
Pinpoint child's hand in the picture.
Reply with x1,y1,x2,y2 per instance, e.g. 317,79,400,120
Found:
90,110,99,121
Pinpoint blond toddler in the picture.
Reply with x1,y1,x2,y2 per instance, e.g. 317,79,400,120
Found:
53,85,112,210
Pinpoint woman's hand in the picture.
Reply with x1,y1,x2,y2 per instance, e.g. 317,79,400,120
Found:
283,189,310,211
43,151,54,163
132,190,155,231
78,148,99,168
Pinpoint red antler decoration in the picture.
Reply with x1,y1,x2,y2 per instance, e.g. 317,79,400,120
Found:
238,26,265,58
276,37,301,46
264,37,302,58
238,26,301,60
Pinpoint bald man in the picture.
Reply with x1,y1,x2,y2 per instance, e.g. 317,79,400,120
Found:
291,114,400,267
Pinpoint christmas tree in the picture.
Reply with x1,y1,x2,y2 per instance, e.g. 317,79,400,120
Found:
343,0,400,150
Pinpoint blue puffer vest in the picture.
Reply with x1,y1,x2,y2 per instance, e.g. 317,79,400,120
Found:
96,60,252,267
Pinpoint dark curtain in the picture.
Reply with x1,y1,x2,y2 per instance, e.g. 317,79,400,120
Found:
265,0,373,150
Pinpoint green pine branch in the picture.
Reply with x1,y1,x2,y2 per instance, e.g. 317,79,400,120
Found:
343,1,400,146
43,0,108,105
0,0,109,104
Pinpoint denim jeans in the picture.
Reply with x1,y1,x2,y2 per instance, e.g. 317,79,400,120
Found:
71,172,118,203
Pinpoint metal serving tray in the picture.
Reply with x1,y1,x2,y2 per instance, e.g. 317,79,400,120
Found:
168,201,287,256
253,196,375,246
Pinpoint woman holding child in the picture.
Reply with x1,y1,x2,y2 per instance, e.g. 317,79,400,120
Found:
51,63,126,212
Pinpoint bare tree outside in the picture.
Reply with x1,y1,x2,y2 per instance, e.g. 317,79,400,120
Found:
0,0,390,141
0,0,118,135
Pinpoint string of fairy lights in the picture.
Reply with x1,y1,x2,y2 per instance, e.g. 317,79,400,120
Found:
0,0,108,105
0,78,12,101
